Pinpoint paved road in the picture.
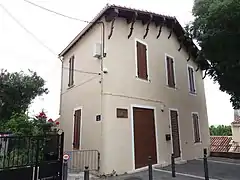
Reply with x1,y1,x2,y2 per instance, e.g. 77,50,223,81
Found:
158,158,240,180
105,170,201,180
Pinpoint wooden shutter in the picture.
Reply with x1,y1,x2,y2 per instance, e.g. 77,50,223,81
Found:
170,110,181,158
193,113,200,143
71,56,74,85
188,66,195,93
73,109,81,149
136,41,148,80
68,56,74,87
68,58,71,87
166,56,175,88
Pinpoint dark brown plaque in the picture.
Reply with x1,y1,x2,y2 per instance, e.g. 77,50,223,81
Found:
116,108,128,118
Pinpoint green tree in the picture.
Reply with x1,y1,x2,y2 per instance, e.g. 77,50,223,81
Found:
3,111,60,136
209,125,232,136
187,0,240,108
4,113,34,136
0,69,48,121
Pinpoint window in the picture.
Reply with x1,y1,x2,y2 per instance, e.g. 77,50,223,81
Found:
188,65,196,93
165,55,175,88
192,113,201,143
73,109,81,149
68,56,74,87
136,41,148,80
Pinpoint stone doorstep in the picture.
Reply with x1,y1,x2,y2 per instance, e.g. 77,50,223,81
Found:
153,160,187,169
68,172,97,180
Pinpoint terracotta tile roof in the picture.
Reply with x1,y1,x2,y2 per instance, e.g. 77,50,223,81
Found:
210,136,232,152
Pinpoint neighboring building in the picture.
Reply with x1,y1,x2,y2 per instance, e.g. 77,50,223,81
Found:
210,110,240,154
59,5,210,174
232,109,240,143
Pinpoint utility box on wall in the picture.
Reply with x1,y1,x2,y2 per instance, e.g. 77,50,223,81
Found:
93,43,102,58
165,134,171,141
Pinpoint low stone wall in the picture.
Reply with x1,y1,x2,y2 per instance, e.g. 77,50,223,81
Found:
210,152,240,159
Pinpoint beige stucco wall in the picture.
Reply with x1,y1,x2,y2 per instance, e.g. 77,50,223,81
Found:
60,16,210,175
100,17,210,174
232,125,240,142
60,24,102,153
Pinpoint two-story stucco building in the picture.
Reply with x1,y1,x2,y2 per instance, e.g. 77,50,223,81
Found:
59,4,210,175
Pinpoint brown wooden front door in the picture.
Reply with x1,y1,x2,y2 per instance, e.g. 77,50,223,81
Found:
170,110,181,158
73,109,81,149
133,107,157,169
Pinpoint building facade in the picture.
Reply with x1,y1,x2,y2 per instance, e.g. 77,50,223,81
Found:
59,5,210,175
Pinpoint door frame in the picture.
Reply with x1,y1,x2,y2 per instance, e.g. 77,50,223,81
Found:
72,106,83,150
168,108,182,160
130,104,159,170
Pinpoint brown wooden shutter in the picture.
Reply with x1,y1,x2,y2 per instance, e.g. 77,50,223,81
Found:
167,56,175,88
71,56,75,85
170,110,181,158
68,59,71,87
193,113,200,143
73,109,81,149
188,67,195,93
137,41,148,80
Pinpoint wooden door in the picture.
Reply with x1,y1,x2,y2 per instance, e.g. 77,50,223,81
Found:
73,109,81,149
170,110,181,158
133,107,157,169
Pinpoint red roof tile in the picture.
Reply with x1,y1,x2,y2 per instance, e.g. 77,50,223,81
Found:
210,136,232,152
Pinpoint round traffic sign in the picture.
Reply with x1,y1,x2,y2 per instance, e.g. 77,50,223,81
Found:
63,154,70,160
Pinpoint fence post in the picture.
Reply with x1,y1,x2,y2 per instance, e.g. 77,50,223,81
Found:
62,159,68,180
34,138,40,180
59,132,64,179
148,156,153,180
203,148,209,180
84,166,89,180
171,153,176,177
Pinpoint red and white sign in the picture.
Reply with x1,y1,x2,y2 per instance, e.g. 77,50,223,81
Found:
63,154,70,160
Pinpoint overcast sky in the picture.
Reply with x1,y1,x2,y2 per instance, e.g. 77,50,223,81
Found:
0,0,234,125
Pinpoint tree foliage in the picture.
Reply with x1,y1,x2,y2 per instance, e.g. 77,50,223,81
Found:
0,69,48,121
3,111,60,136
188,0,240,108
209,125,232,136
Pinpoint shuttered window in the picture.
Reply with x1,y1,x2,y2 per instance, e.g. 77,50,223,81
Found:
166,56,175,88
188,66,196,93
192,113,201,143
170,109,181,158
73,109,81,149
68,56,74,87
136,41,148,80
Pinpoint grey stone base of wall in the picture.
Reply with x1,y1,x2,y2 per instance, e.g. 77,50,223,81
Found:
68,172,97,180
210,152,240,159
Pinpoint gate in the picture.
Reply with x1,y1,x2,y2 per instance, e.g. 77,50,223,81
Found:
0,132,64,180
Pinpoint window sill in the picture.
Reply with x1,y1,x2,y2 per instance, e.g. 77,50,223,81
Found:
166,85,177,90
68,85,75,89
189,91,197,96
194,141,202,145
135,76,151,83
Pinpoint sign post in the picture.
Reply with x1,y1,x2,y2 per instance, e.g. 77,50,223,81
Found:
63,154,70,180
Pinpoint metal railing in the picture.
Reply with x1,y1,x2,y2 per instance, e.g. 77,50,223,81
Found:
0,134,63,169
65,150,100,173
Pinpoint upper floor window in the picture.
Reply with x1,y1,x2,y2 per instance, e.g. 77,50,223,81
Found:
187,65,196,94
165,55,176,88
136,40,148,80
192,113,201,143
68,56,74,87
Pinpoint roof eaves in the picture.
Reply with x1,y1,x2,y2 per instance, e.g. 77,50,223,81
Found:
58,4,111,57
